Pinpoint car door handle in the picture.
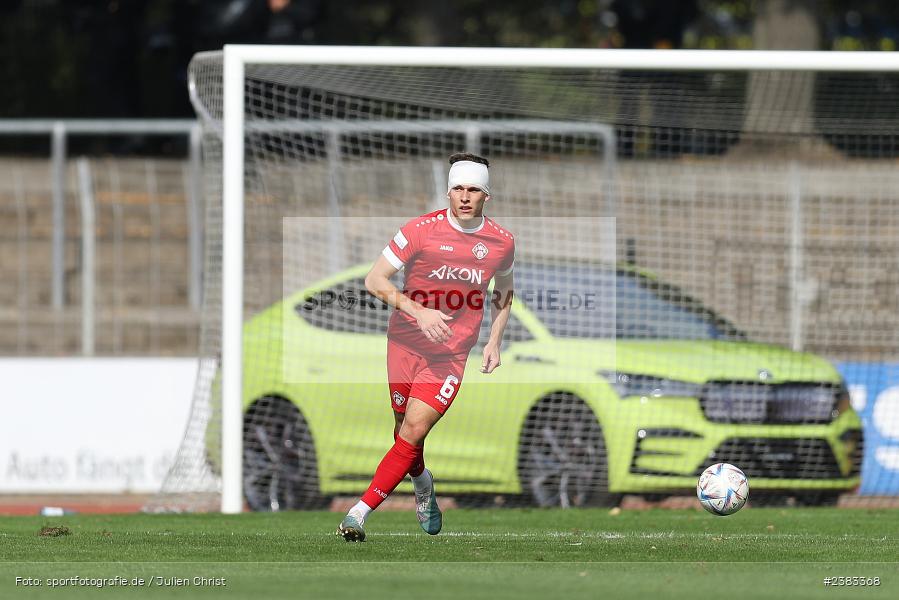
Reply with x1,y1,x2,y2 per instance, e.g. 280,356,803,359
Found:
514,355,554,364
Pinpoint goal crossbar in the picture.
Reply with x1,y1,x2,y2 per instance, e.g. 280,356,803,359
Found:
221,46,899,71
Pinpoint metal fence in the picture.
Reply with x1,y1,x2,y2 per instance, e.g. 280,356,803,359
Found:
0,120,203,356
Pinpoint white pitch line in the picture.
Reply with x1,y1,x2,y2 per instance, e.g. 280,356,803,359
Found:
348,531,891,542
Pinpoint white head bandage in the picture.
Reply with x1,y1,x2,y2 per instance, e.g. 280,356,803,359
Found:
447,160,490,196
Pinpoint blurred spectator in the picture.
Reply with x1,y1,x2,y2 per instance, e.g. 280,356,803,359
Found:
196,0,321,47
612,0,710,158
614,0,697,49
265,0,321,44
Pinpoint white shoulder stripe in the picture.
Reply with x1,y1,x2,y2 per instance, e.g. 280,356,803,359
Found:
393,230,409,249
382,246,404,269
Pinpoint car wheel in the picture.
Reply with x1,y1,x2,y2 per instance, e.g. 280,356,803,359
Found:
243,396,327,511
748,493,790,507
794,491,841,507
517,392,621,508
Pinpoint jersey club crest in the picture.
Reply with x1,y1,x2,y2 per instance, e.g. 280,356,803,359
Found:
472,242,489,260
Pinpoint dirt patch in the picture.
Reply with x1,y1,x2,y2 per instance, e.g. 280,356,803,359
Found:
38,526,71,537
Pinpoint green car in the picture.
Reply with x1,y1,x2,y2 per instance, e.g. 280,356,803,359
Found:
235,261,863,510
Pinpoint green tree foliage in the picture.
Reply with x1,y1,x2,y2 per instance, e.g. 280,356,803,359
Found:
1,0,896,120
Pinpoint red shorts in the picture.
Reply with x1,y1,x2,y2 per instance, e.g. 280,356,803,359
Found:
387,340,468,415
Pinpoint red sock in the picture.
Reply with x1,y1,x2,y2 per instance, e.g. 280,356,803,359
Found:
394,431,425,477
361,436,423,509
408,448,425,478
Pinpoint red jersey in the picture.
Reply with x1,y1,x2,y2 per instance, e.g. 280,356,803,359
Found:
382,208,515,359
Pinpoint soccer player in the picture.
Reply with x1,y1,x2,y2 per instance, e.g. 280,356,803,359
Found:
337,153,515,541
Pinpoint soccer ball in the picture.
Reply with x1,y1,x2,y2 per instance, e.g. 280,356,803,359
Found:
696,463,749,516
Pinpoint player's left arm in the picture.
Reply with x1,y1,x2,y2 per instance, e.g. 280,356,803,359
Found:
481,270,514,374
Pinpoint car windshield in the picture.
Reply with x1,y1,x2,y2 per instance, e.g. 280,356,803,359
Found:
515,263,744,341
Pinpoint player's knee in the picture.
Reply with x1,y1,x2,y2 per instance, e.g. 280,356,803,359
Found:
398,421,429,446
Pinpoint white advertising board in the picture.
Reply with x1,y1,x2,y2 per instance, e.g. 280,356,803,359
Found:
0,358,197,493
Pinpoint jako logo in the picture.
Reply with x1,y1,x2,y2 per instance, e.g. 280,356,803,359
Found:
428,265,484,284
439,245,454,252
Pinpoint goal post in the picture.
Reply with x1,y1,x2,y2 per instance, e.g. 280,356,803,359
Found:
156,45,899,514
220,47,246,515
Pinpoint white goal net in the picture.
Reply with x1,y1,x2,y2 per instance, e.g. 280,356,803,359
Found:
149,48,899,513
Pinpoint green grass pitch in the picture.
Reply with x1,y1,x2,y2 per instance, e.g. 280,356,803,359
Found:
1,508,897,599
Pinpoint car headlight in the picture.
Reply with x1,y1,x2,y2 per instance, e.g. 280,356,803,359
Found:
599,371,703,399
834,381,851,418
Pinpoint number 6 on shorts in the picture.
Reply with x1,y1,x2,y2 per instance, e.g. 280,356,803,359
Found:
439,375,459,399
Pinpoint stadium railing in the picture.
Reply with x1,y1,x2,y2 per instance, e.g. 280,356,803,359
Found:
0,119,203,356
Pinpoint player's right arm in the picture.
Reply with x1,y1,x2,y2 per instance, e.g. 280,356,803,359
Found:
365,251,453,344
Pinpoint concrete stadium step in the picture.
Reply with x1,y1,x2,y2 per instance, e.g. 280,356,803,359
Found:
0,239,192,305
0,307,199,356
0,158,201,355
0,200,192,242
